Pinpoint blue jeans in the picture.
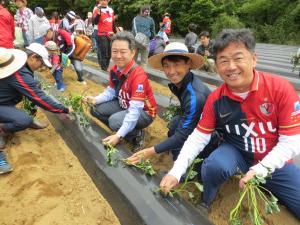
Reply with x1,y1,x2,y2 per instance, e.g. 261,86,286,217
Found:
201,142,300,219
70,58,84,82
90,99,153,142
52,68,65,90
92,29,98,51
0,106,33,133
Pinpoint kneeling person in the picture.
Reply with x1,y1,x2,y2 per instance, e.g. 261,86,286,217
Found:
85,31,157,149
0,44,72,174
127,42,214,165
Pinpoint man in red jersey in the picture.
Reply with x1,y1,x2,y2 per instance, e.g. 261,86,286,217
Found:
0,0,14,48
93,0,116,71
84,31,157,150
160,29,300,219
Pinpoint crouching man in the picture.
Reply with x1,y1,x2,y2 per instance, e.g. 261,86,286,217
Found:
84,31,157,150
160,29,300,219
127,42,219,166
0,44,72,174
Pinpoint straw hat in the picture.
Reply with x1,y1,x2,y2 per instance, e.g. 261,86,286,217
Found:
0,48,27,79
148,42,205,71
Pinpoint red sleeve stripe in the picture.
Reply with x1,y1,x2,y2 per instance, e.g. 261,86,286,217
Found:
15,72,63,113
197,124,214,133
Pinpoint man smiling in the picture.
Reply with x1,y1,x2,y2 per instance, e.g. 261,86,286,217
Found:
84,31,157,150
127,42,217,166
160,29,300,219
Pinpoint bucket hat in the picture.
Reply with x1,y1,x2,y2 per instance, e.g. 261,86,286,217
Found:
67,11,76,20
0,48,27,79
148,42,205,70
26,43,52,68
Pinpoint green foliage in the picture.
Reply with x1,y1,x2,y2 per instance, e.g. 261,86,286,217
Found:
58,93,91,127
103,143,120,166
229,173,280,225
153,158,203,201
162,97,181,122
3,0,17,15
103,143,157,176
211,13,244,38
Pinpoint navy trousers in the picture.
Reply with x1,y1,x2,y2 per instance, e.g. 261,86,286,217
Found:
0,106,33,133
201,142,300,219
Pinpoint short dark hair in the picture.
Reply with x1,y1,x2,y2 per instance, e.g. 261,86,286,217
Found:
161,55,190,65
188,23,197,32
199,31,210,38
111,31,136,51
140,5,150,13
213,28,256,57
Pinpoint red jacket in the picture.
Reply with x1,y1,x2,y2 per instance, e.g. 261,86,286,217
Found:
93,6,115,36
0,5,14,48
162,16,171,34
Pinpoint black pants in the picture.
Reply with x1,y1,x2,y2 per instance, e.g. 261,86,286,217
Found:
97,35,111,71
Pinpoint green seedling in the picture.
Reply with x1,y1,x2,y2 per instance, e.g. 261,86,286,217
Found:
21,97,35,117
153,158,203,200
123,158,156,176
229,172,280,225
162,97,182,122
59,93,91,127
103,142,120,167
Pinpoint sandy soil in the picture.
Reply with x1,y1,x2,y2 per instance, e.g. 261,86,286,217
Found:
0,111,120,225
2,62,298,225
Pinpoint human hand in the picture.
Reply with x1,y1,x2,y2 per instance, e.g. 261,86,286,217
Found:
126,147,156,165
82,96,96,105
160,174,179,194
239,170,256,188
68,106,74,114
204,50,210,56
108,32,114,37
102,134,120,146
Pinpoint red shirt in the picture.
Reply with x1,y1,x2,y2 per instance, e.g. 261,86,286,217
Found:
49,18,60,31
0,6,14,48
49,54,61,70
93,6,114,36
109,60,157,118
162,16,171,34
197,70,300,164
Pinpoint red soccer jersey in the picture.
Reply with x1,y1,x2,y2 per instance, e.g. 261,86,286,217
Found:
93,6,114,36
197,70,300,164
109,60,157,118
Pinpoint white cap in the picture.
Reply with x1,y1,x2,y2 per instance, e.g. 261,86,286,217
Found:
67,11,76,20
26,43,52,68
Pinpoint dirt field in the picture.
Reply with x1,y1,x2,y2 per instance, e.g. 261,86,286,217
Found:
0,63,298,225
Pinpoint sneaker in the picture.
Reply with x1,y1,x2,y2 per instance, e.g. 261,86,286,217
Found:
0,136,5,149
132,130,145,151
0,151,12,174
29,119,49,129
58,88,65,92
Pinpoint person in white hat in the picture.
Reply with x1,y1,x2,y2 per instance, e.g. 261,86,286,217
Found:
60,10,77,33
0,45,72,174
127,42,219,169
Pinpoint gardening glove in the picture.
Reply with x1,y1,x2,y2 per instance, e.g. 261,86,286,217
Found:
160,174,179,194
126,147,156,165
239,169,256,188
102,134,120,146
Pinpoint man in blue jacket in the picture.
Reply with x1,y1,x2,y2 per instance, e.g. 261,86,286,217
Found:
127,42,218,165
0,44,72,174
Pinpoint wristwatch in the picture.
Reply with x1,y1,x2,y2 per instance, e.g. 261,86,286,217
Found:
116,133,123,140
